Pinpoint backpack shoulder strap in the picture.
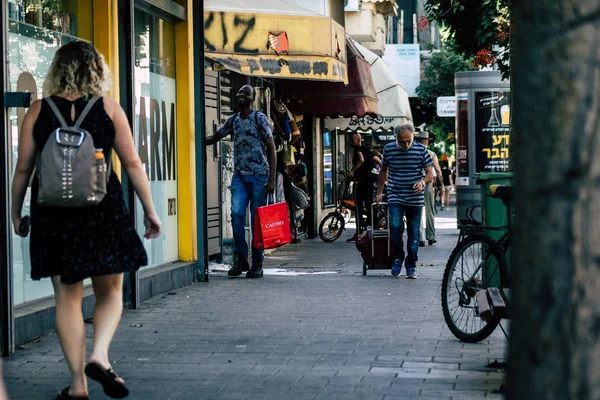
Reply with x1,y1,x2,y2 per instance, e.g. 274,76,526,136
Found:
45,97,69,128
74,95,101,129
228,112,239,137
255,111,263,136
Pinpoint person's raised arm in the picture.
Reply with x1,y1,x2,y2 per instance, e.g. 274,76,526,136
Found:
11,100,41,237
105,96,161,238
205,118,232,146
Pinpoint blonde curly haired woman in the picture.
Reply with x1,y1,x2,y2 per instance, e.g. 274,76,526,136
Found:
11,40,161,399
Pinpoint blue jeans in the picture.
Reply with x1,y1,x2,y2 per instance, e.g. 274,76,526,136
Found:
389,203,423,270
230,172,269,265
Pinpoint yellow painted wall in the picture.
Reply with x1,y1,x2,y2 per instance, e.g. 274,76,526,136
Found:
175,2,196,261
92,0,195,262
93,0,122,177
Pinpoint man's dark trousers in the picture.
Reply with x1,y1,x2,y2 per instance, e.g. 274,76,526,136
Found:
355,181,374,233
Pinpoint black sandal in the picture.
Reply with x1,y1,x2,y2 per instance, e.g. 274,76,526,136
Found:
57,386,89,400
84,362,129,399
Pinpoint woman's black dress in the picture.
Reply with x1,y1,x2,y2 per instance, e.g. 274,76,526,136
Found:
29,95,148,284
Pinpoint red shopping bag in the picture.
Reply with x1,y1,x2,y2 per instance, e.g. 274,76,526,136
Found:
253,201,292,249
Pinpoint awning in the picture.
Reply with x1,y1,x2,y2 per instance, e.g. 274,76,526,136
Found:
275,38,378,118
325,40,412,132
204,1,348,83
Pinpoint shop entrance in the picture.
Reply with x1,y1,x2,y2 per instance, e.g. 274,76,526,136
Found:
205,70,223,258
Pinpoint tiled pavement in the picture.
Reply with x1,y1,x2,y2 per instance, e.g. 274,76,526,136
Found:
3,204,508,399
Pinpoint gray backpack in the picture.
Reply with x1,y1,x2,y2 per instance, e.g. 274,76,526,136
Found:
37,96,112,207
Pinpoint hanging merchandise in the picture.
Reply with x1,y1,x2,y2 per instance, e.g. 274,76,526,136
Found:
283,143,296,166
281,112,292,142
264,87,272,122
291,183,310,210
289,118,301,145
253,87,264,112
273,98,287,116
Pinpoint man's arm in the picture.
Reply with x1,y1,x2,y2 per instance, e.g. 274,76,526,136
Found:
372,155,382,166
205,131,227,146
375,164,388,203
348,151,364,177
431,153,444,190
265,137,277,194
205,119,232,146
423,166,434,184
415,165,433,194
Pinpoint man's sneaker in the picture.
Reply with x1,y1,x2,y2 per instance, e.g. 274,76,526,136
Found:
405,267,417,279
428,239,437,246
418,241,426,247
391,259,402,276
346,233,361,243
246,264,263,279
228,257,249,276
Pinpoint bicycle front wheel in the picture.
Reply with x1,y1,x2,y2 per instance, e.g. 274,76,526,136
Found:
441,234,508,343
318,213,345,242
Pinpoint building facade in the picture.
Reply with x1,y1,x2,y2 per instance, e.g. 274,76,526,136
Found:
1,0,206,355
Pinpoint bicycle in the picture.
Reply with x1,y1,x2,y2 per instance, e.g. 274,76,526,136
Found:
441,184,513,343
318,171,386,242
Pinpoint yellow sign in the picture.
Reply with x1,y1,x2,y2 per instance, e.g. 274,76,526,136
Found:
204,11,348,83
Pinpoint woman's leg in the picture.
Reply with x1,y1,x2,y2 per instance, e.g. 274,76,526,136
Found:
89,273,125,384
51,276,88,396
0,359,8,400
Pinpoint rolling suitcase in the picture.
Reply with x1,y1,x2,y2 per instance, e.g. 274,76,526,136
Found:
355,203,396,275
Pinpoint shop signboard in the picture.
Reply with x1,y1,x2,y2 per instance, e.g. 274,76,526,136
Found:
372,131,396,145
474,91,511,172
436,96,456,117
383,44,420,97
455,93,469,186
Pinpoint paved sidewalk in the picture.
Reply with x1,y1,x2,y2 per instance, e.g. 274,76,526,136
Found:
4,206,507,399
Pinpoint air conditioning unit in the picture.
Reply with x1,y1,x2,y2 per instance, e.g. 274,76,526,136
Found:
345,0,360,12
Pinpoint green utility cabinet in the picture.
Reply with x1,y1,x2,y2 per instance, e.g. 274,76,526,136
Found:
476,172,514,286
477,172,514,240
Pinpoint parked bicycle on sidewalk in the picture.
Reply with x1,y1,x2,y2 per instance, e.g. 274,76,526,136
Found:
319,171,387,242
441,184,513,343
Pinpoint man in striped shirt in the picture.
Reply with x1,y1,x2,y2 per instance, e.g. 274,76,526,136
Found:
375,124,433,278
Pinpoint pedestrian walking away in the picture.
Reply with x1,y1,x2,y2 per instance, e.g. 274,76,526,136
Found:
10,41,162,399
415,131,444,246
205,85,277,279
440,155,453,210
346,133,381,242
375,124,433,279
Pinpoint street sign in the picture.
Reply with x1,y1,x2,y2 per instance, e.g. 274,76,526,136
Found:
436,96,456,117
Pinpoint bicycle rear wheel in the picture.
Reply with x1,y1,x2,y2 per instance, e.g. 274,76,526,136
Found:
441,234,508,343
318,213,345,242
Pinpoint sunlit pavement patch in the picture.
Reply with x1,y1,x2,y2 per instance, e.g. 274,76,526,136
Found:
263,269,338,276
208,263,338,276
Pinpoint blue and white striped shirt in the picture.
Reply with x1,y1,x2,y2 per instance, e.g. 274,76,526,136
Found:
382,142,433,206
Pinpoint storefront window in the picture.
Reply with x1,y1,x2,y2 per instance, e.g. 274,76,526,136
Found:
322,130,334,207
133,8,179,269
7,0,93,305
